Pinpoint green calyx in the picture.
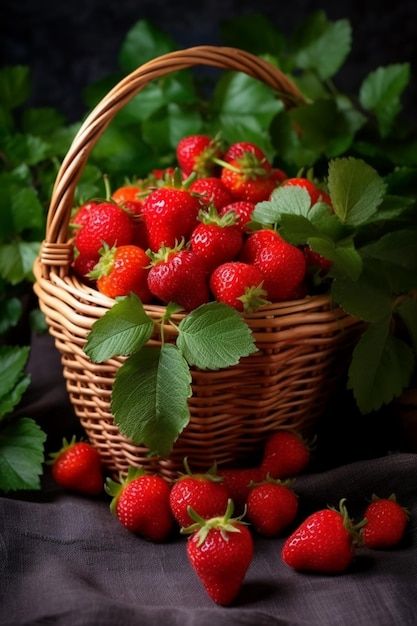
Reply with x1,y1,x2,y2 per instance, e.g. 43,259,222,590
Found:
248,474,295,489
177,457,223,483
214,152,269,180
87,243,116,280
330,498,367,546
47,435,78,465
165,168,197,190
105,466,147,515
194,136,223,176
146,239,185,266
238,282,270,314
180,498,246,546
197,204,237,228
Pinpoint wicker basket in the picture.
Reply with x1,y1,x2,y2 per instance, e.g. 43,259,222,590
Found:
33,46,362,481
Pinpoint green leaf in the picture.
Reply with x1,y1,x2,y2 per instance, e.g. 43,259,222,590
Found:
0,417,46,491
270,109,317,168
118,20,175,73
21,107,66,136
74,164,104,206
328,158,386,226
0,298,22,335
220,14,285,57
0,346,30,399
11,187,44,234
0,375,31,420
210,72,283,157
331,270,392,322
359,64,410,137
91,125,154,178
142,103,203,151
85,294,154,363
396,298,417,355
112,345,191,457
0,241,40,284
348,318,415,413
3,134,49,167
361,230,417,273
308,237,362,280
177,302,257,370
0,66,30,110
253,186,311,226
291,12,352,80
29,308,48,334
279,213,320,245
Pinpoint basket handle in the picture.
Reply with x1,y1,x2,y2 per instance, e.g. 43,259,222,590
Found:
40,45,305,276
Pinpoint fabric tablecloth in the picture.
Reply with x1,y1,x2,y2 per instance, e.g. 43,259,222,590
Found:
1,333,416,626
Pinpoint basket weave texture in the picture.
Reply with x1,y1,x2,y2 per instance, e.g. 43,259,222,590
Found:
34,46,362,480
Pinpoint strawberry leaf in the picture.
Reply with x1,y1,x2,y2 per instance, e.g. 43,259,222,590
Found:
253,186,311,226
111,345,191,457
0,417,46,491
118,20,175,73
331,270,392,322
328,158,386,226
0,346,30,400
396,298,417,355
308,236,362,281
348,318,415,413
84,294,154,363
177,302,257,370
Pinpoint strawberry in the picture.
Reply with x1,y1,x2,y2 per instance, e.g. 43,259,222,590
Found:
303,246,332,273
218,201,255,233
362,494,409,549
190,206,243,271
151,167,175,180
176,134,222,176
271,168,287,185
281,178,331,207
247,477,298,537
105,467,174,541
169,459,230,527
218,142,276,203
49,436,103,495
190,177,234,210
217,467,263,508
260,430,310,479
282,499,359,574
73,201,134,261
182,499,254,605
88,244,151,301
147,241,209,312
241,229,306,301
209,261,268,313
71,201,97,228
112,184,143,206
142,177,200,251
72,253,97,280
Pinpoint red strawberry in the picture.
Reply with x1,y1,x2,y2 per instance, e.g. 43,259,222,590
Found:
190,206,243,271
281,178,331,207
89,244,151,301
73,202,134,261
261,430,310,479
219,201,255,233
210,261,268,313
112,184,143,205
49,436,103,495
303,246,332,273
147,242,209,312
271,168,287,185
177,134,222,176
362,494,409,549
72,253,97,280
182,500,254,605
247,478,298,537
71,201,97,228
241,229,306,301
105,467,174,541
190,177,234,210
217,467,263,507
169,460,230,527
142,180,200,252
151,167,176,180
219,142,275,203
282,500,359,573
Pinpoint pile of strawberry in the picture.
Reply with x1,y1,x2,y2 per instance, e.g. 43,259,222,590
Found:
50,433,410,607
71,134,331,312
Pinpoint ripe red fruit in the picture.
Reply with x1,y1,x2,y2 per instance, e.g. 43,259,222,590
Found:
72,254,97,279
362,495,409,549
112,184,143,205
217,467,263,508
247,478,299,537
261,430,310,479
190,206,243,271
219,142,275,203
282,500,358,574
190,177,234,210
147,242,209,312
169,460,230,527
142,184,200,251
219,201,255,233
182,500,254,605
177,135,222,176
210,261,267,313
89,244,151,301
241,229,306,301
73,202,134,260
280,178,331,206
271,168,287,185
50,437,103,495
223,141,268,163
105,467,174,541
71,201,97,228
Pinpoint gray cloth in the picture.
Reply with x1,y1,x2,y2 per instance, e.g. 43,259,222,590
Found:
1,335,417,626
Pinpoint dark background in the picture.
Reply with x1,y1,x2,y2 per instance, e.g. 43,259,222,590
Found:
1,0,416,120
